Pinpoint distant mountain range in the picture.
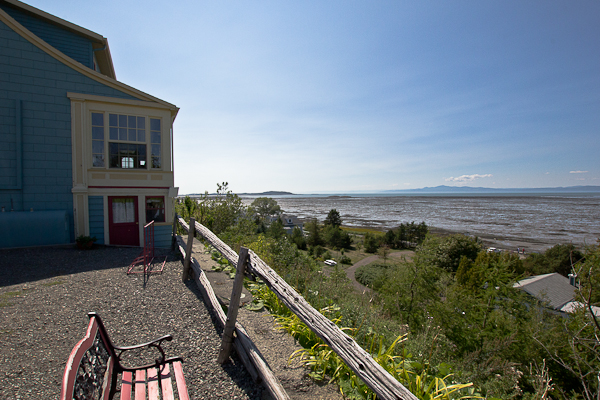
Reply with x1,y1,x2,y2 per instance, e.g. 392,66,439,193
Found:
382,185,600,194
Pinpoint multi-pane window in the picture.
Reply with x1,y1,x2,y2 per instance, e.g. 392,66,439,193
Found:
109,143,146,169
146,197,165,223
150,118,161,169
109,114,146,142
108,113,147,169
91,112,164,170
91,113,104,167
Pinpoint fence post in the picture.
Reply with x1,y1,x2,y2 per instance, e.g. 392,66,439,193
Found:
182,218,195,281
171,213,178,251
217,246,249,364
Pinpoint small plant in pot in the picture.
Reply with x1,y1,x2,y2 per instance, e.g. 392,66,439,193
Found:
76,235,97,249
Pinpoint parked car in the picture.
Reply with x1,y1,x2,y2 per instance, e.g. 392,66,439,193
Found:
324,259,337,266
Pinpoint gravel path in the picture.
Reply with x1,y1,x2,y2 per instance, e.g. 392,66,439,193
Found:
0,245,262,399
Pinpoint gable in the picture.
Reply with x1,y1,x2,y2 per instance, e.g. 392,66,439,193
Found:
0,6,178,113
0,1,94,69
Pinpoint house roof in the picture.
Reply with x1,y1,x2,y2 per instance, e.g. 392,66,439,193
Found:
559,301,600,317
0,0,178,118
280,214,302,224
513,273,576,310
1,0,115,78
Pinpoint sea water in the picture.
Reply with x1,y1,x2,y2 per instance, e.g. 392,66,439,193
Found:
242,194,600,252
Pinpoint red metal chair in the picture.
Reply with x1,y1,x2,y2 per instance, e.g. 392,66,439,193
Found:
127,221,167,275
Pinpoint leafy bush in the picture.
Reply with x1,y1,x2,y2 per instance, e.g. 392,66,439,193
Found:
355,264,390,290
363,232,382,253
340,255,352,265
523,243,584,276
416,234,482,272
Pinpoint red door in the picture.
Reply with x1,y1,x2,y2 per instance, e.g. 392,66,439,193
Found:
108,196,139,246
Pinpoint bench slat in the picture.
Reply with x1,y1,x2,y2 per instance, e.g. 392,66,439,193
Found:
160,364,175,400
148,367,159,400
135,370,146,400
121,371,132,400
173,361,190,400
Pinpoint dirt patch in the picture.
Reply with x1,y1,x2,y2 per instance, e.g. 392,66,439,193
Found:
184,238,343,400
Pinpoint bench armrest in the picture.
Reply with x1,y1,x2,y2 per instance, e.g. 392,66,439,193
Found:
113,335,183,371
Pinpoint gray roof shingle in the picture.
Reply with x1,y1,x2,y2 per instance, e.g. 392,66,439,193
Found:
514,273,576,310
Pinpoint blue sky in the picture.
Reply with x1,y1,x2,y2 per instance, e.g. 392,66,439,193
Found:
29,0,600,194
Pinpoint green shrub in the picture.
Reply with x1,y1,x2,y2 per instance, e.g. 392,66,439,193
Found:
355,263,390,289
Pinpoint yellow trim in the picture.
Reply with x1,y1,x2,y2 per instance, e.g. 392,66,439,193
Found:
0,7,179,119
67,92,176,112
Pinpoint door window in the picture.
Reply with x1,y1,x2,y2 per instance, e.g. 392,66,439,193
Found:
112,198,136,223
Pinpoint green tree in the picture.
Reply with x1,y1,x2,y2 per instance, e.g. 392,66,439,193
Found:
363,232,380,253
384,229,397,248
250,197,281,222
291,226,307,250
324,209,342,227
268,217,286,239
378,245,390,264
181,196,197,221
205,182,244,234
416,234,482,272
524,243,584,277
378,261,445,328
323,225,352,249
305,219,324,247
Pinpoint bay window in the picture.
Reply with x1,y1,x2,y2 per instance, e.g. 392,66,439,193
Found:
90,112,162,170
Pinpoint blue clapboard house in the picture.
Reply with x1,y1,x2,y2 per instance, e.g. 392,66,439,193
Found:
0,0,179,248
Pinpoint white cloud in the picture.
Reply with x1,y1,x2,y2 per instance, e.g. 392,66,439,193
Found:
570,170,588,174
445,174,493,183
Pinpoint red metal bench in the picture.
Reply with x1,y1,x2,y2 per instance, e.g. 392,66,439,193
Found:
61,313,190,400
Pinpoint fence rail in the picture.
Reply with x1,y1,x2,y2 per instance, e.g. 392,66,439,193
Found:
174,215,417,400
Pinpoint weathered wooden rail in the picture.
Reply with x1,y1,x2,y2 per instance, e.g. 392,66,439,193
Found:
173,218,289,400
174,215,418,400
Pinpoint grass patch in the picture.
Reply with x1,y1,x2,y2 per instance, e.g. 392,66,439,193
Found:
0,291,21,307
41,279,65,287
340,226,384,235
355,263,392,289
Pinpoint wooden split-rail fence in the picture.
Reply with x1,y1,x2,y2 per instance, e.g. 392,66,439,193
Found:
172,215,418,400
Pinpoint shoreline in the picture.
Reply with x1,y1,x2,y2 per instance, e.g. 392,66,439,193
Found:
341,224,570,254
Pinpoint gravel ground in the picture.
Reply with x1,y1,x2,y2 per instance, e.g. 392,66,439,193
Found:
0,245,262,399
